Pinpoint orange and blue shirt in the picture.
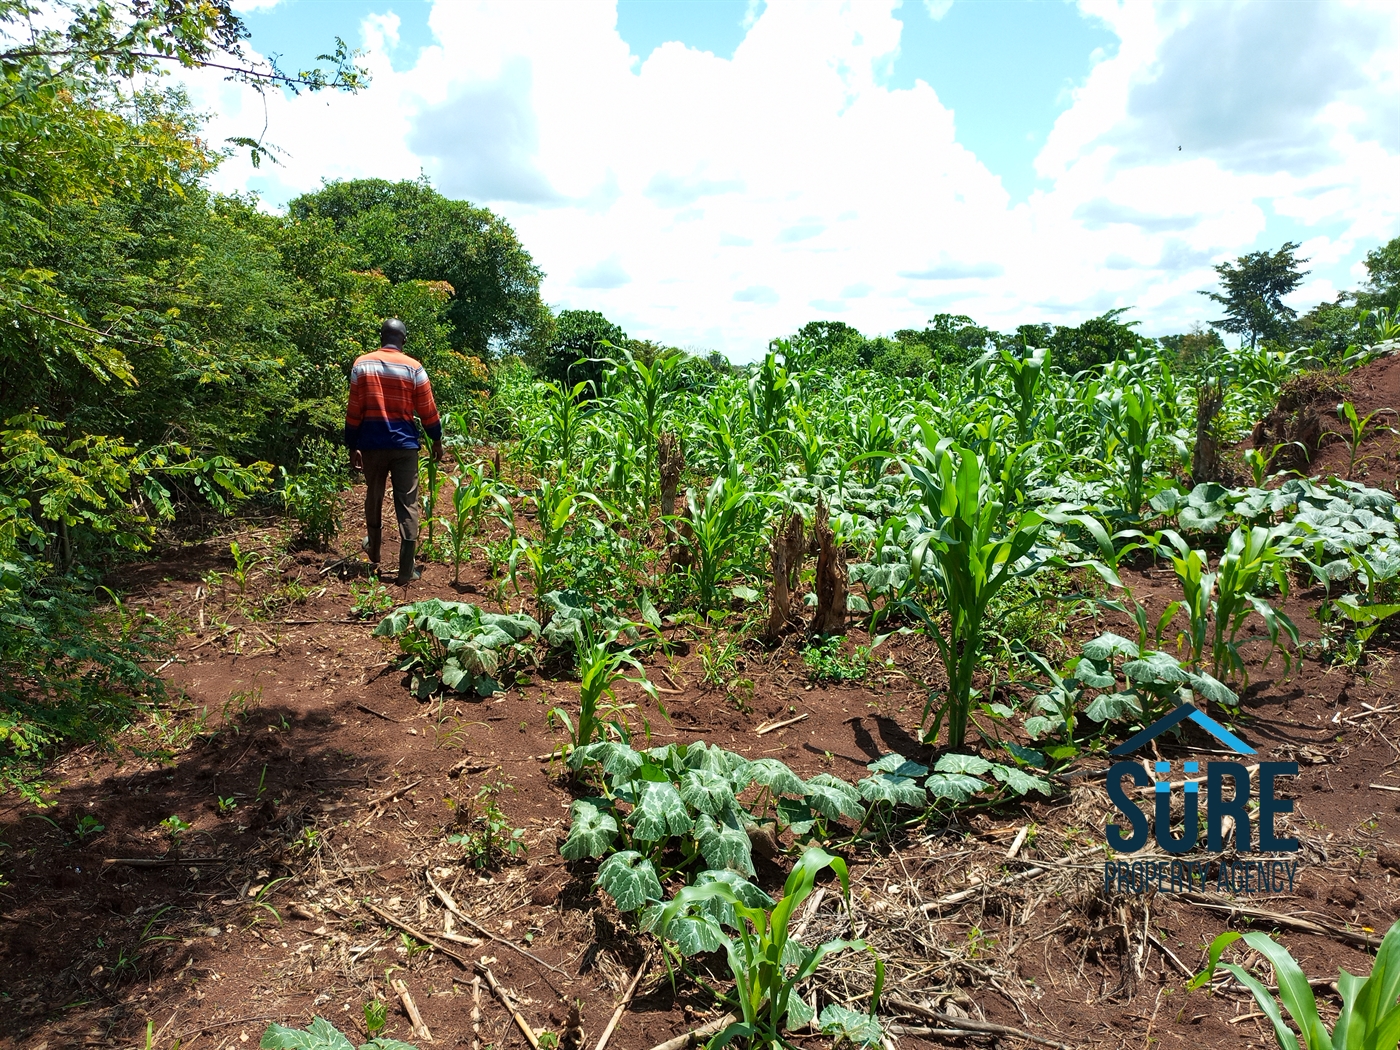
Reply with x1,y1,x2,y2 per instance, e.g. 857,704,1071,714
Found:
344,347,442,451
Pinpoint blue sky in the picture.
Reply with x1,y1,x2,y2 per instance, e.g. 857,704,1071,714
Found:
206,0,1400,357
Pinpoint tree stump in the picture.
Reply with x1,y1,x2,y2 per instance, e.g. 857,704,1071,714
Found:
763,510,806,643
810,498,848,635
658,431,683,519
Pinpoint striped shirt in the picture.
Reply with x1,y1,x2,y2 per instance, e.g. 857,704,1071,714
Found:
344,348,442,451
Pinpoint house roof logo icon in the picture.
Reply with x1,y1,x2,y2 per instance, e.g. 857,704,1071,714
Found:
1109,703,1257,757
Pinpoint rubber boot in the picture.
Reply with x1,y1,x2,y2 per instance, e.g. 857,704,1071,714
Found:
362,527,382,572
396,539,421,585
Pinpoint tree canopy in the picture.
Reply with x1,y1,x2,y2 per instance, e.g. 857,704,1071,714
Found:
289,178,552,359
1201,241,1310,348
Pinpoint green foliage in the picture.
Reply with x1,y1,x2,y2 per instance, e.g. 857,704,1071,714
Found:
374,599,539,699
903,436,1047,748
1358,234,1400,312
447,780,526,868
1047,308,1145,373
1151,526,1301,687
561,741,846,910
363,1001,388,1038
533,309,626,387
280,437,348,549
0,564,169,803
649,847,884,1050
1202,241,1311,349
1335,401,1396,479
801,636,870,683
289,178,550,363
260,1015,418,1050
1189,919,1400,1050
349,578,395,620
676,471,764,614
549,623,655,750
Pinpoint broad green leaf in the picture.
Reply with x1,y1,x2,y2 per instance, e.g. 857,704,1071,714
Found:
679,768,735,816
693,812,755,875
560,799,618,860
924,772,985,802
669,913,726,956
990,763,1052,797
803,773,865,821
818,1005,883,1047
1024,715,1059,740
1123,650,1190,685
856,774,927,807
866,753,929,778
786,992,815,1029
629,780,693,841
596,851,663,912
740,758,808,797
695,870,774,930
1071,659,1117,690
1187,672,1239,707
776,797,816,835
933,753,993,775
1080,632,1139,661
259,1017,356,1050
568,741,644,777
1001,741,1047,768
1084,690,1141,722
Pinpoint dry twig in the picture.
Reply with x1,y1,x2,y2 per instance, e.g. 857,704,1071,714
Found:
391,978,433,1042
593,954,649,1050
426,867,570,978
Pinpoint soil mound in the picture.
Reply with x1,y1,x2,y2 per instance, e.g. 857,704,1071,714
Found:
1253,351,1400,486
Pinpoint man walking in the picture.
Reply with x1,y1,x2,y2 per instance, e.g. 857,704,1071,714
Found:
345,318,443,584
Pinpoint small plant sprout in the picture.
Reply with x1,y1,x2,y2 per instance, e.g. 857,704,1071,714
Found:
160,814,191,843
216,795,238,816
73,814,105,840
363,999,388,1037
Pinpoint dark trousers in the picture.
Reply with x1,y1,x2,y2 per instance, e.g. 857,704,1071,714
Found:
361,448,420,542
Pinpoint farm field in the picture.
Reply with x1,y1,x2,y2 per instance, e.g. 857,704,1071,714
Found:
11,5,1400,1049
6,336,1400,1050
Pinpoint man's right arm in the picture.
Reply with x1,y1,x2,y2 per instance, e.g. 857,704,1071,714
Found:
345,360,364,470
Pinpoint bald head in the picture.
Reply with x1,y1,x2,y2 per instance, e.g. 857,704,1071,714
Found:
380,318,407,350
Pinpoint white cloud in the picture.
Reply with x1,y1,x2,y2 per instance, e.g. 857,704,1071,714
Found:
187,0,1400,359
923,0,954,21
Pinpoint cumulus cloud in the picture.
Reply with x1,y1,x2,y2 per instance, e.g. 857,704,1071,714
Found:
184,0,1400,359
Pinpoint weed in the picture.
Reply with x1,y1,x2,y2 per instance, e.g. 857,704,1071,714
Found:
447,781,527,868
698,640,743,687
279,436,347,549
802,636,870,683
227,540,268,594
349,578,395,620
1335,400,1397,479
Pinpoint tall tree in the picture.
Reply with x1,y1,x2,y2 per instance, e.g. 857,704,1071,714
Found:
534,309,627,388
1358,234,1400,312
289,179,551,359
1201,241,1309,349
